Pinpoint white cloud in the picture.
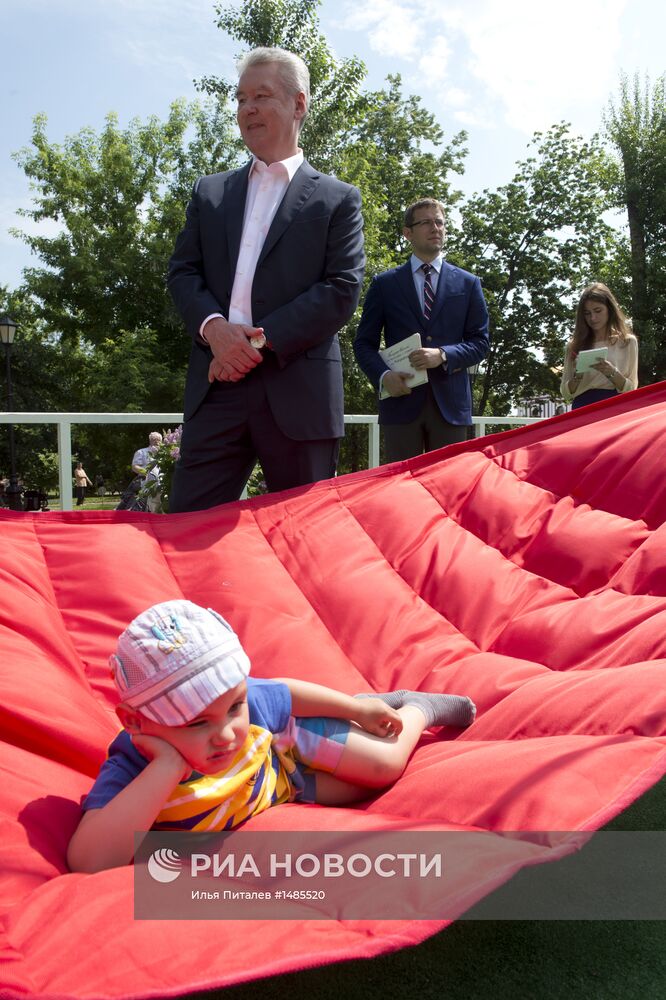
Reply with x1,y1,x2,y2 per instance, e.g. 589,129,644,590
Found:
454,0,628,132
417,34,452,85
341,0,424,58
338,0,629,133
443,87,471,108
452,108,498,129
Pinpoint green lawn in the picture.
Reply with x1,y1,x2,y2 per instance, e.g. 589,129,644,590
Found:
184,779,665,1000
42,494,122,512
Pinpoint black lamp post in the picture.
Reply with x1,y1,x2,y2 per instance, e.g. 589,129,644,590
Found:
0,314,23,511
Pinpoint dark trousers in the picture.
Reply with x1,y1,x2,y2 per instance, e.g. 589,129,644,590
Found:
383,386,468,463
571,389,618,410
170,377,339,512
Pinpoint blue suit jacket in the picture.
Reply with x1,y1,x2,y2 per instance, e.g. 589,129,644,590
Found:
354,259,489,425
168,160,365,440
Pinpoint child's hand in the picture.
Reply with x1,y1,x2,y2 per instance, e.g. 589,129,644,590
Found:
354,698,403,738
131,733,191,781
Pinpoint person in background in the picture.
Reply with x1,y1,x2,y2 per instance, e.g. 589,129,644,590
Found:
132,432,163,479
354,198,489,462
73,463,92,507
560,283,638,410
131,431,163,513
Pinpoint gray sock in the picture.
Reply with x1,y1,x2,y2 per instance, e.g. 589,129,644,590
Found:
354,690,409,710
356,690,476,728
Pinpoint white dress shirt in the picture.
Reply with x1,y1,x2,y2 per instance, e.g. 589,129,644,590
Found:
200,149,304,337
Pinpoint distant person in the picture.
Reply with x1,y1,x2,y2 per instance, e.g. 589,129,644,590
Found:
560,283,638,410
132,432,163,479
167,46,365,512
354,198,489,462
73,463,92,507
130,431,163,513
95,474,106,497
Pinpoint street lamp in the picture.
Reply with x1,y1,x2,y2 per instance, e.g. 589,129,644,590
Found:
0,314,23,511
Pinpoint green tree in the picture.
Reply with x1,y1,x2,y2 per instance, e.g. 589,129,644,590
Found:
0,286,92,491
200,0,367,172
604,73,666,383
12,100,238,383
338,79,468,467
451,123,615,414
344,79,467,273
9,98,244,493
0,286,181,495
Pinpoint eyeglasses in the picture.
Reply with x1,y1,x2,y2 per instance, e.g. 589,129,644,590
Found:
407,218,445,230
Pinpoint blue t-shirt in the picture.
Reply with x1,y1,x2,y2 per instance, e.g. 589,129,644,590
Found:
84,678,292,829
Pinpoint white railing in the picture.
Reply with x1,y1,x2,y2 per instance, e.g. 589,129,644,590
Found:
0,411,540,510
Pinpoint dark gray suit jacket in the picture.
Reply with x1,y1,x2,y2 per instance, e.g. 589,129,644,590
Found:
168,159,365,440
354,259,489,426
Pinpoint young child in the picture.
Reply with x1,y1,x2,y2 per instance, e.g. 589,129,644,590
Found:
67,600,476,872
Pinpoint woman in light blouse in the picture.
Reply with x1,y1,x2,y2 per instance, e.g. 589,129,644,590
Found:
560,283,638,410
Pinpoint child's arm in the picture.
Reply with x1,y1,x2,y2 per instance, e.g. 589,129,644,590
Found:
67,736,189,874
274,678,402,737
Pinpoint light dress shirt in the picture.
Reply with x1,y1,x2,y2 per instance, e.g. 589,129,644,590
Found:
559,334,639,402
379,253,446,393
200,149,304,338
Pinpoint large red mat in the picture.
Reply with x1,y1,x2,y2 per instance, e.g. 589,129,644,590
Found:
2,384,666,999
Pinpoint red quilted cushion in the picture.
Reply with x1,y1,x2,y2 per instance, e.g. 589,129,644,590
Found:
1,383,665,999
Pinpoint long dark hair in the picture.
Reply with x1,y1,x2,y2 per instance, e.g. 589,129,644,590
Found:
571,283,631,352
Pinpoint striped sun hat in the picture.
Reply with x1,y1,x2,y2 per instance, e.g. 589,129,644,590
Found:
110,600,250,725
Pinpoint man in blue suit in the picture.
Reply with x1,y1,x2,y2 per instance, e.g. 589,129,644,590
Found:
354,198,489,462
167,48,365,511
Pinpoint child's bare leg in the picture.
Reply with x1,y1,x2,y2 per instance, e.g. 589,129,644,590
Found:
313,772,375,806
323,704,427,796
313,707,427,805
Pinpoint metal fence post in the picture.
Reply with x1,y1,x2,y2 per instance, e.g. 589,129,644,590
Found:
57,418,73,510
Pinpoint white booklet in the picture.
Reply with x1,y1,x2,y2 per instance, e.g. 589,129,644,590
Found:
379,332,428,400
575,347,608,373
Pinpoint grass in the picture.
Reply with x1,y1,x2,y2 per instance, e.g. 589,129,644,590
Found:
182,778,665,1000
40,494,123,512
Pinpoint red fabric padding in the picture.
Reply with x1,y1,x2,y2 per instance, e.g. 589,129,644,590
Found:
1,382,666,999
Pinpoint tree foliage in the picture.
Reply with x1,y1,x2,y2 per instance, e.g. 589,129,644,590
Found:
604,73,666,383
337,79,468,466
0,285,179,493
12,100,238,377
450,124,615,413
6,0,664,493
201,0,367,172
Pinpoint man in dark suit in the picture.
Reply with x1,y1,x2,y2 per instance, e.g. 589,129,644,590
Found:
354,198,489,462
167,47,365,511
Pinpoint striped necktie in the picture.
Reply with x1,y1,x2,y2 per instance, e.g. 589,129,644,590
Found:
421,263,435,320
